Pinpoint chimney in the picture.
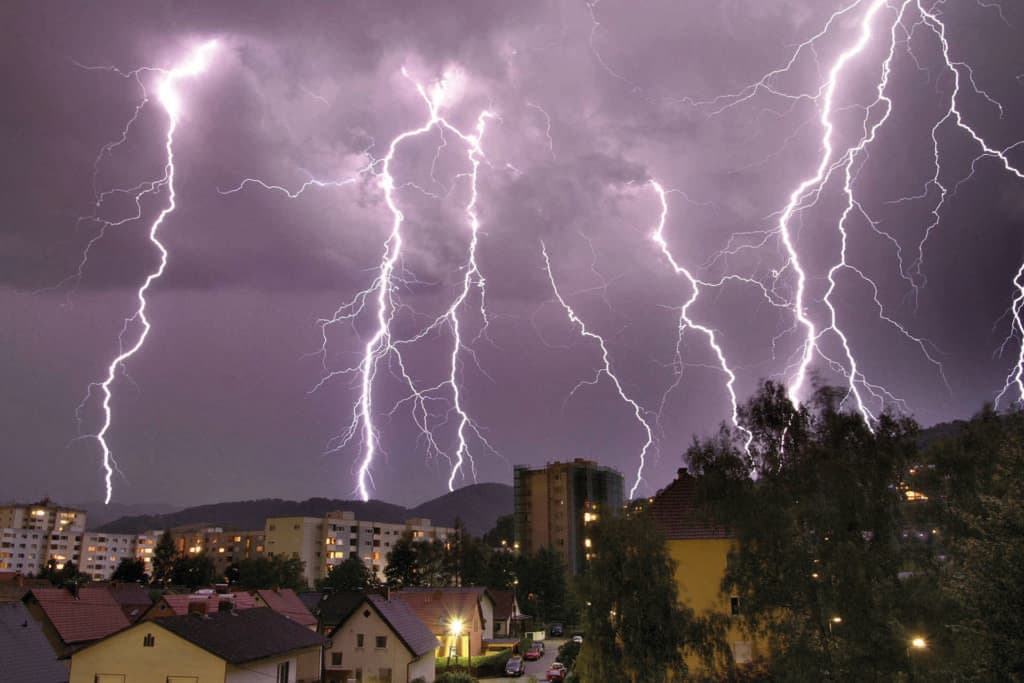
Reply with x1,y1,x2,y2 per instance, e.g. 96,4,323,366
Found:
218,599,234,612
384,586,390,602
69,583,79,600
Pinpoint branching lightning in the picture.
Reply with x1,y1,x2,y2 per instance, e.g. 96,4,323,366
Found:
75,42,217,503
221,69,498,501
540,241,655,498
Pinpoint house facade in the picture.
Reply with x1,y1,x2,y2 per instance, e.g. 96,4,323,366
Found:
649,468,762,670
324,594,438,683
69,608,323,683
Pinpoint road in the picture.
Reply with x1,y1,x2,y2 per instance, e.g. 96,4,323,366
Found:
479,638,567,682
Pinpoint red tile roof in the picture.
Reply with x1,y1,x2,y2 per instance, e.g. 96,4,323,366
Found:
254,589,317,628
649,469,732,541
158,592,257,616
26,587,130,645
395,590,481,634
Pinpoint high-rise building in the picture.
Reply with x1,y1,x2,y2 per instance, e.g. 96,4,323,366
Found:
79,532,158,581
0,499,86,574
513,459,625,575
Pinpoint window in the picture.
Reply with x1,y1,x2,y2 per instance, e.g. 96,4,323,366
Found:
379,668,392,682
276,661,290,683
331,652,343,666
356,633,364,648
93,676,125,683
143,633,155,647
730,596,741,616
375,635,387,649
355,669,363,682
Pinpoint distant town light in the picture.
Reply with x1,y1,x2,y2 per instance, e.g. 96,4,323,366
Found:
911,637,927,650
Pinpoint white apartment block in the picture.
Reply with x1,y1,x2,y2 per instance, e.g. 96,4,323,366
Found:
79,532,158,581
266,511,455,587
0,500,156,580
0,500,86,574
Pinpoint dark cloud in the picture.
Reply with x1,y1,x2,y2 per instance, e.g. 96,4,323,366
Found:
2,0,1023,506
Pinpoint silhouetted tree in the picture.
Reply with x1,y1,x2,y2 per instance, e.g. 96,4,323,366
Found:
318,555,379,592
151,530,177,585
111,557,148,583
234,555,306,591
172,555,216,590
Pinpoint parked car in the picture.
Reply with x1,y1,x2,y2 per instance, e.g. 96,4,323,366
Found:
524,644,543,661
549,622,564,637
532,641,545,656
572,634,583,644
505,655,526,677
546,662,567,681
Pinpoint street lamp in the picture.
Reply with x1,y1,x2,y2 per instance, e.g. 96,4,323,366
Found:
447,617,465,672
910,637,926,650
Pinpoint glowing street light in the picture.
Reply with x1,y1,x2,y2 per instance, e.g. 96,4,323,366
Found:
449,617,465,637
911,637,927,650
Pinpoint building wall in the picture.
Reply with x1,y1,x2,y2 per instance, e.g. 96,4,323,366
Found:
69,622,227,683
327,602,421,683
226,651,314,683
265,517,324,588
79,532,157,581
666,538,758,668
0,502,87,575
172,527,266,579
514,460,624,575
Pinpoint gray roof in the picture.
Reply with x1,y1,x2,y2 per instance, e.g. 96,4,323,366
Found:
0,602,68,683
366,594,440,658
154,607,322,665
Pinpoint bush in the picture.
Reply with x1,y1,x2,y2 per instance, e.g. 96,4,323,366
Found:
557,640,580,669
434,673,474,683
435,648,512,678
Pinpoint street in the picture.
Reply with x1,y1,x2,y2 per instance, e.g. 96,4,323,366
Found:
479,638,567,682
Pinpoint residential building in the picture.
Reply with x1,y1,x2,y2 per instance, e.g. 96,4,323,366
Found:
69,607,323,683
489,589,524,639
171,526,266,577
0,500,86,575
396,587,494,658
513,459,625,575
23,587,131,659
324,593,438,683
79,532,158,581
0,601,69,683
267,512,455,587
649,467,761,670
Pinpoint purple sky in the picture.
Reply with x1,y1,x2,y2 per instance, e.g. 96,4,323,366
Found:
2,1,1023,507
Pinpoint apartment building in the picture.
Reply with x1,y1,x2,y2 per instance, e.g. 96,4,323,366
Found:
79,532,158,581
169,526,266,577
513,459,625,575
267,512,455,587
0,500,86,575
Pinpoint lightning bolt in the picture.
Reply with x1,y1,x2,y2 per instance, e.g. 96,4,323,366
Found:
75,41,217,503
540,241,655,498
221,69,497,500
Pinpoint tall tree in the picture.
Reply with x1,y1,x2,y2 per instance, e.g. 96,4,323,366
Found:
37,559,87,588
318,555,379,592
515,547,568,623
689,381,925,681
151,530,177,585
482,514,514,548
234,555,306,591
172,555,216,590
111,557,148,583
384,532,421,588
574,510,690,683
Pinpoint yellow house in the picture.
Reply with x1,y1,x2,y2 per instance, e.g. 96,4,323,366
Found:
70,607,323,683
649,468,763,673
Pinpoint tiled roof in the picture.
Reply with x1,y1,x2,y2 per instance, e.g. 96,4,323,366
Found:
0,602,68,683
103,583,153,623
489,589,516,621
649,469,732,541
366,594,439,657
297,591,324,613
159,592,257,616
318,591,365,628
155,607,322,664
26,587,130,645
395,589,481,634
255,588,317,628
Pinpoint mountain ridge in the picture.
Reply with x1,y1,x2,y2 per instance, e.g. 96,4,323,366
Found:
96,482,512,538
